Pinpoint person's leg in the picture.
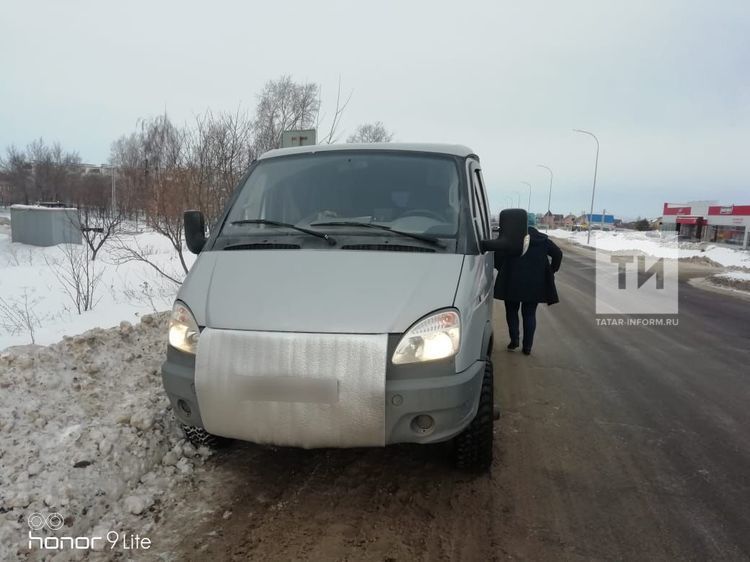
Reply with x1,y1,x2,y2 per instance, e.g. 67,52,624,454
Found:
521,302,539,354
505,301,520,349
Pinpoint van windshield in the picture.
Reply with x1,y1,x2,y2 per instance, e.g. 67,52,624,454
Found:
221,152,461,241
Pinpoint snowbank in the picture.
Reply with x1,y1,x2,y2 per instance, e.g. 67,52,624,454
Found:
0,314,208,560
548,229,750,269
707,271,750,293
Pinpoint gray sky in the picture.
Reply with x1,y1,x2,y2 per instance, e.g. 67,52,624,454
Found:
1,0,748,219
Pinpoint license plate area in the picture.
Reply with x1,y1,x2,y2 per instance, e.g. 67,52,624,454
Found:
238,376,339,404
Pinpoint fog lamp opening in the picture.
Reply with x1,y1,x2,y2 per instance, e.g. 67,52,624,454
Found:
411,414,435,435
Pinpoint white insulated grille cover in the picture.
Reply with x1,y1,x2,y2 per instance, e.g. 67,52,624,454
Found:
194,328,387,448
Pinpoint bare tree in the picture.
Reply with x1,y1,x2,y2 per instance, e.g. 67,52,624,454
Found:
0,145,33,204
78,205,124,261
185,108,253,222
110,133,148,222
46,244,103,314
26,138,81,203
111,235,184,286
140,114,192,273
253,76,321,155
346,121,394,143
317,77,353,145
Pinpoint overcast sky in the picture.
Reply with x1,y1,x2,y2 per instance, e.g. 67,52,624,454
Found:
1,0,748,218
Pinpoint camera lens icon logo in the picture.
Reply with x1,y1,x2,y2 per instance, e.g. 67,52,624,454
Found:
28,512,64,531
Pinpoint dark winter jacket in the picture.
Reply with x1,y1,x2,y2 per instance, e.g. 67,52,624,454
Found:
494,227,563,304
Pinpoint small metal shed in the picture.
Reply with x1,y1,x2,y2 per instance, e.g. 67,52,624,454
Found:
10,205,82,246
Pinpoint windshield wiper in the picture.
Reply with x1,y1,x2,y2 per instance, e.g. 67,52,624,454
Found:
230,219,336,245
310,221,445,248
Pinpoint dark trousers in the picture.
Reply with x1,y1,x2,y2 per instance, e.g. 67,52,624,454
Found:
504,301,539,349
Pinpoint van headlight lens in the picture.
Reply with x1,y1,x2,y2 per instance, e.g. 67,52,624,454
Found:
169,301,200,354
392,310,460,364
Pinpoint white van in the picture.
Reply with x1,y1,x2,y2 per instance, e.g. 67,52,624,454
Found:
161,144,527,471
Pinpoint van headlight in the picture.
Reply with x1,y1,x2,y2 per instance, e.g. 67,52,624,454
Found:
392,310,460,364
168,301,200,354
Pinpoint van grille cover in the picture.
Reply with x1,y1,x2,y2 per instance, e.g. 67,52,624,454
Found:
194,329,387,448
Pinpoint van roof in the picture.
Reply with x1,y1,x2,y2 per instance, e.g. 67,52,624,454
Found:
259,143,477,160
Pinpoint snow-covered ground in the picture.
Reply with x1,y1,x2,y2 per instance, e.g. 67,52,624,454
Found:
0,209,194,350
0,212,218,559
547,228,750,269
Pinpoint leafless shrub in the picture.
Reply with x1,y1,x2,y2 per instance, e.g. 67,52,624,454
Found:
46,243,103,314
0,289,42,344
120,276,175,313
4,245,34,267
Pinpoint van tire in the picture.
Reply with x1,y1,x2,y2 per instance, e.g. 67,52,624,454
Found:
182,424,232,449
452,358,494,471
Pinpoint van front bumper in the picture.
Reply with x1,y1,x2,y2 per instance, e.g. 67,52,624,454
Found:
161,346,485,445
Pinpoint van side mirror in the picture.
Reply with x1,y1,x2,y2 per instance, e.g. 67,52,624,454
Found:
480,209,529,256
184,210,207,254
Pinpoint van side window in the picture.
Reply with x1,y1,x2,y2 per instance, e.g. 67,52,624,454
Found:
474,170,491,237
470,166,490,240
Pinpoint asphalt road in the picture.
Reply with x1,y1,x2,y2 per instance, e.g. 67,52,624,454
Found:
494,239,750,560
167,240,750,561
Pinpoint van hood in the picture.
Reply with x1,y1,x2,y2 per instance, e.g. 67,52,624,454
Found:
178,250,465,334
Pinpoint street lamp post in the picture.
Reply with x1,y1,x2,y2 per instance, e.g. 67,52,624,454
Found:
537,165,554,213
521,182,531,212
573,129,600,244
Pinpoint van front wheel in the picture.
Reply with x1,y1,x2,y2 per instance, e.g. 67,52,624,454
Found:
452,359,494,471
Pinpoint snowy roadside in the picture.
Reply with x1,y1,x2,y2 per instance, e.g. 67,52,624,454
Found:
547,228,750,269
0,313,210,561
704,271,750,293
548,228,750,297
0,217,195,351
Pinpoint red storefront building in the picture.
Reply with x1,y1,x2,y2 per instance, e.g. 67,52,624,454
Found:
662,202,750,249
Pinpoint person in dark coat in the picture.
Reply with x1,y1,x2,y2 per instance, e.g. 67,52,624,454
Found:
494,226,562,355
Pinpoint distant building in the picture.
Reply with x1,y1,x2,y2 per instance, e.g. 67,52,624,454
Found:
579,213,615,230
540,211,564,228
662,201,749,249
